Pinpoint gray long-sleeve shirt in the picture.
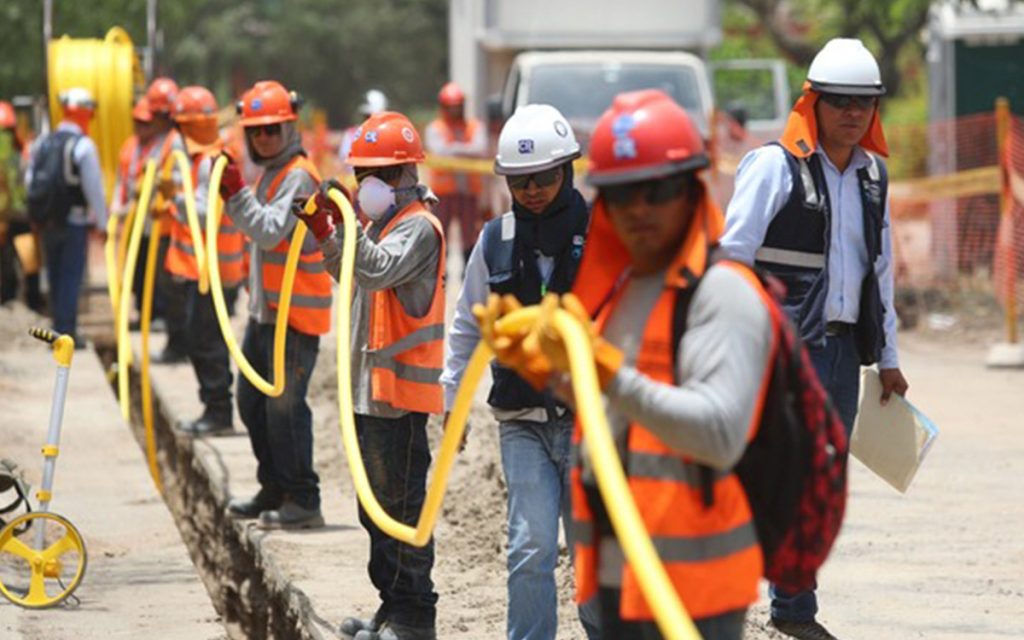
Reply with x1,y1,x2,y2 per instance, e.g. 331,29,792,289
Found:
319,209,442,418
225,158,319,325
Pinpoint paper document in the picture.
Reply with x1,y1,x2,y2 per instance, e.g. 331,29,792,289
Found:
850,369,939,493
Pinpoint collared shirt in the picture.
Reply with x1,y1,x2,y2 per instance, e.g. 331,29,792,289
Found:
26,122,108,228
719,143,899,369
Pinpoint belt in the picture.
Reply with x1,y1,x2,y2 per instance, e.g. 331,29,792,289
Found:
825,321,854,336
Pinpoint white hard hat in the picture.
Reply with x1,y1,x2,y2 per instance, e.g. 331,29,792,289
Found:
59,87,97,110
494,104,580,175
807,38,885,96
359,89,388,116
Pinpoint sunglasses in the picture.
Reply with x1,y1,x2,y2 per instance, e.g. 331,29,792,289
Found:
818,93,879,110
505,166,563,190
601,174,690,207
355,165,404,183
246,123,282,137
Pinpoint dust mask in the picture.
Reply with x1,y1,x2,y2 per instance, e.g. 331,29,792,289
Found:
357,176,396,221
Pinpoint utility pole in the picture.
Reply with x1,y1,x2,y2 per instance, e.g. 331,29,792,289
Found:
146,0,158,80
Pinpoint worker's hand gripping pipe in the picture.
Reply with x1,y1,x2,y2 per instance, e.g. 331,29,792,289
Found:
323,187,699,639
170,149,210,294
205,155,305,397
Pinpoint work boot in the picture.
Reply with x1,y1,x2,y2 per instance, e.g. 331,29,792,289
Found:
339,608,386,638
355,622,436,640
257,499,324,530
152,346,187,364
177,410,234,437
771,618,840,640
226,490,282,520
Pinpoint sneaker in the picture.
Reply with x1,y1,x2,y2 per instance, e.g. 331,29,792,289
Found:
771,618,840,640
177,411,234,437
226,490,282,519
355,622,436,640
257,500,324,530
340,610,386,638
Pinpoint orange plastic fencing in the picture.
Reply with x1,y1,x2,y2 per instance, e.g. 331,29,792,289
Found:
993,113,1024,315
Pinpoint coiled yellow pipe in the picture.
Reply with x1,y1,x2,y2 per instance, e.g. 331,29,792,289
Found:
322,187,700,639
139,214,164,493
169,149,209,294
205,155,304,397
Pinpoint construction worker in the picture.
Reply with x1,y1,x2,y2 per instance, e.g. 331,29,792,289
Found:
440,104,599,640
167,86,245,436
294,111,444,640
0,99,42,312
220,80,331,530
719,38,908,640
26,88,108,345
144,76,190,363
424,81,487,267
477,90,773,639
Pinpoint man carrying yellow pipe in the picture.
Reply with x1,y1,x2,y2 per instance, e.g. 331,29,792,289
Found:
221,80,330,530
295,111,444,640
478,90,775,639
168,86,245,436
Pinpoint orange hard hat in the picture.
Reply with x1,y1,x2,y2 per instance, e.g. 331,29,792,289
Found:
173,86,218,124
347,111,425,167
132,96,153,122
145,77,179,114
587,89,708,186
0,101,15,129
438,82,465,107
237,80,300,127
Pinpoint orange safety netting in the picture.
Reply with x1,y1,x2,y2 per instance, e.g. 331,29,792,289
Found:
993,114,1024,311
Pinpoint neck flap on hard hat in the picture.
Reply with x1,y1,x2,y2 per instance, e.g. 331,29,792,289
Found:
780,83,888,159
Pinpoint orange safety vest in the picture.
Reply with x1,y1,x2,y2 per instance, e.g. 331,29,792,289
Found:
164,146,246,287
258,155,333,336
427,117,483,196
367,201,446,414
570,186,769,622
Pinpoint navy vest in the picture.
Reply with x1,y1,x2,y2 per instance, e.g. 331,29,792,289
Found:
481,211,586,413
754,143,888,365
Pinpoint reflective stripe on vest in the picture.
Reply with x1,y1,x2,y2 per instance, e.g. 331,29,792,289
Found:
427,118,483,196
258,155,333,335
367,202,446,414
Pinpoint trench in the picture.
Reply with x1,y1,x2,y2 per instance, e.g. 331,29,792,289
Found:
93,339,338,640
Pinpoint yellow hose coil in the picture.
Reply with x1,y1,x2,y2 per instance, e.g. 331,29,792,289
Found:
169,149,210,294
139,215,164,493
206,155,305,397
322,187,700,639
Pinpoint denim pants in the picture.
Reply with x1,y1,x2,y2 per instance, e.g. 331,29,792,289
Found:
499,418,600,640
770,331,860,622
184,281,232,418
42,223,88,337
355,412,438,629
236,320,320,510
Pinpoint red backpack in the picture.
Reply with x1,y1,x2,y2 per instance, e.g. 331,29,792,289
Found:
672,260,849,593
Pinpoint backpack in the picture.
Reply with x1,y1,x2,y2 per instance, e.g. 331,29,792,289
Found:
27,129,82,227
671,260,849,593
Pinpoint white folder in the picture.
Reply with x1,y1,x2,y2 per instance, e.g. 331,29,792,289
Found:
850,369,939,493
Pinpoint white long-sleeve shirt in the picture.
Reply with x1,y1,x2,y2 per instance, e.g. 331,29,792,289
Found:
719,144,900,369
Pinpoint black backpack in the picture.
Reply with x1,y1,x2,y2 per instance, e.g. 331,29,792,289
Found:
27,129,83,227
671,260,849,593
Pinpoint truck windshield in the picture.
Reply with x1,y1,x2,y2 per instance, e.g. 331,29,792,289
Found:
527,63,705,131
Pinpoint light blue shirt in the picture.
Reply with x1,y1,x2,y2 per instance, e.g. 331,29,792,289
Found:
719,143,900,369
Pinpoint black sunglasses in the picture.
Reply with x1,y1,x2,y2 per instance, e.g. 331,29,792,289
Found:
505,166,563,190
246,123,282,137
601,174,690,207
355,165,404,183
819,93,878,110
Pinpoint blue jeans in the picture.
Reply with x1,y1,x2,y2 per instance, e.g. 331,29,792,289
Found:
500,418,600,640
236,320,321,510
355,412,438,629
42,224,88,337
770,331,860,623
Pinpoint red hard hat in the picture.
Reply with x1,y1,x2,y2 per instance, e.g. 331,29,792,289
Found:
132,96,153,122
145,77,179,114
587,89,708,186
237,80,300,127
438,82,465,107
173,86,218,124
347,111,425,167
0,101,15,129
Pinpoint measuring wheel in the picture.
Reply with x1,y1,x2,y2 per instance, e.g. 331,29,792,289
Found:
0,509,87,608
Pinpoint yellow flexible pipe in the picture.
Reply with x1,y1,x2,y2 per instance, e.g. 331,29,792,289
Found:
104,211,121,318
139,214,164,493
205,155,304,398
116,204,136,282
170,149,209,294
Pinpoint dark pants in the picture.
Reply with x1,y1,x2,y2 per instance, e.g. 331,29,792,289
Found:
42,224,88,336
236,320,320,510
1,223,43,310
770,331,861,622
355,412,438,629
598,588,746,640
184,281,232,418
160,239,188,355
133,235,160,318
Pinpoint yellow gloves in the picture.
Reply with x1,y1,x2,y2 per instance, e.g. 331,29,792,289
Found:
537,293,624,390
